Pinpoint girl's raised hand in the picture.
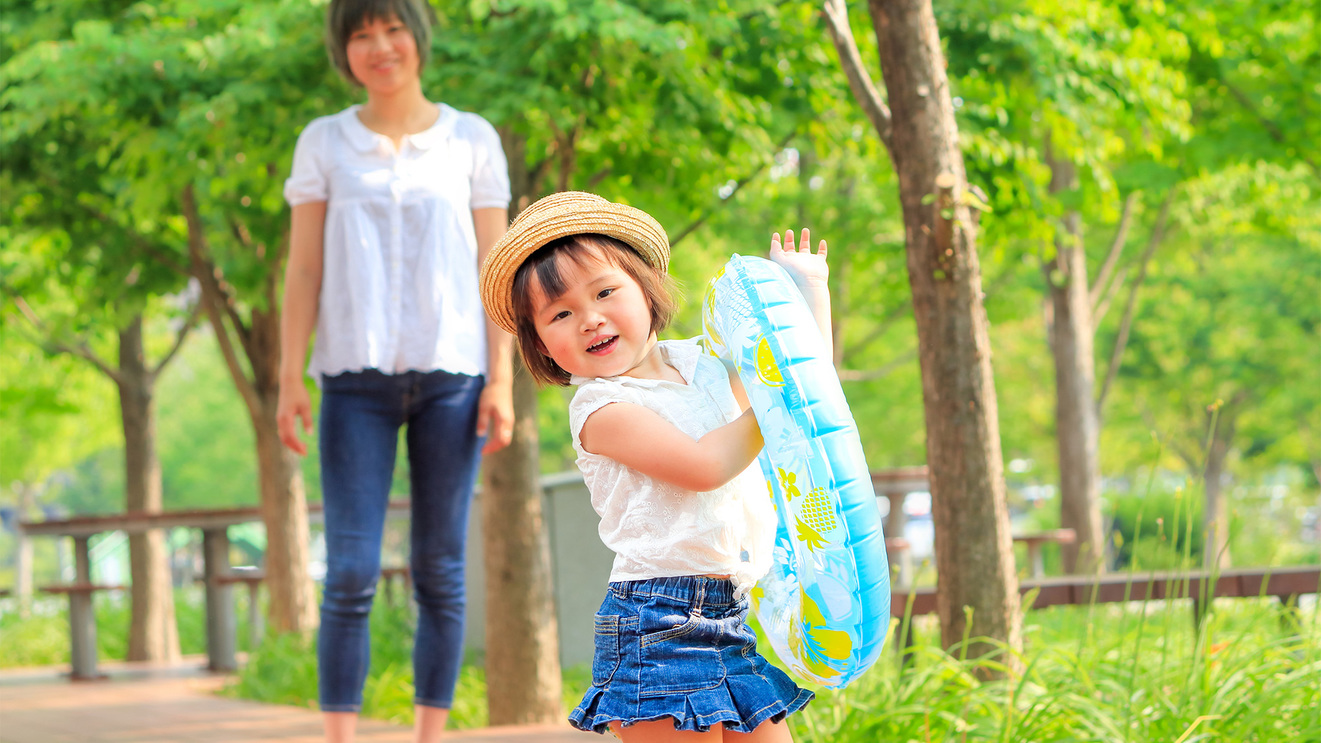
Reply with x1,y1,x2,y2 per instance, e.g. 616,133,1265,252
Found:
769,228,833,349
770,228,828,289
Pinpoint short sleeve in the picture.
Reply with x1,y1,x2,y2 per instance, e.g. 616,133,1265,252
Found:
466,115,511,210
284,119,328,206
569,381,643,450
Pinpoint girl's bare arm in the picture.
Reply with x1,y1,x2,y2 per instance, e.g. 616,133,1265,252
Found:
580,402,763,492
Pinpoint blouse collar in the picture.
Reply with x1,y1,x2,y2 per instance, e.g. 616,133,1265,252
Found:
341,103,457,153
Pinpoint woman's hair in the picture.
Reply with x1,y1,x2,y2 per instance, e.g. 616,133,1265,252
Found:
325,0,434,87
512,234,678,387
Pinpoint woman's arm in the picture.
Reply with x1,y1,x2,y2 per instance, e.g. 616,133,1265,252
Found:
276,201,327,456
580,403,764,492
474,206,514,454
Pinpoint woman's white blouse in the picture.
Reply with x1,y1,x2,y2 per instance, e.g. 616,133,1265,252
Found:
284,103,510,381
569,339,777,597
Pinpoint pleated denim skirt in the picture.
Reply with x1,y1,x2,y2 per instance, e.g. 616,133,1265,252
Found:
569,576,814,734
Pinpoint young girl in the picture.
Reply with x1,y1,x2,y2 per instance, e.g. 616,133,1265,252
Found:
277,1,514,740
479,191,830,741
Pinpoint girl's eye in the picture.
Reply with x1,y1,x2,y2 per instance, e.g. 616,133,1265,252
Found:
597,288,615,299
551,310,570,322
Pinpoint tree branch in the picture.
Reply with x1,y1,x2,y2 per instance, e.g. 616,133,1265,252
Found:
1089,191,1137,315
12,296,122,383
669,130,798,249
149,297,204,377
181,187,253,356
1224,81,1321,178
1091,264,1128,334
1097,188,1175,412
837,347,917,381
821,0,893,150
181,185,261,418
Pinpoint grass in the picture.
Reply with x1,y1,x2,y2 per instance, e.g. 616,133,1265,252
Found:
215,589,1318,740
792,597,1320,741
6,578,1316,740
0,586,223,668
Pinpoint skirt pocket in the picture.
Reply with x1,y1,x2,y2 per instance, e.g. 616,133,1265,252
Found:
638,604,725,697
591,613,622,686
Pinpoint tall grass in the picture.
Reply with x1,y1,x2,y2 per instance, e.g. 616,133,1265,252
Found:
219,591,1319,740
790,598,1320,742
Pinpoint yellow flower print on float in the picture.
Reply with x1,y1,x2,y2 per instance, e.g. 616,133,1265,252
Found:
702,253,890,688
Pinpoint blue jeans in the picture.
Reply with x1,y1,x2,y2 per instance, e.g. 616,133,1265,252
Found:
316,368,485,712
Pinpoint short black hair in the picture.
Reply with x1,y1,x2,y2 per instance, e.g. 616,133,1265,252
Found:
325,0,434,87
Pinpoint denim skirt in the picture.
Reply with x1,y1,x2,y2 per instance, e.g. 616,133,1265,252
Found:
569,576,814,734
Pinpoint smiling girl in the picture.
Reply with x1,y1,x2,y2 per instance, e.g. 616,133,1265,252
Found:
480,192,830,741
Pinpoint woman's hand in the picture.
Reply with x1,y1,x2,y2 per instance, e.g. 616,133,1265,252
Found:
477,378,514,454
277,378,314,456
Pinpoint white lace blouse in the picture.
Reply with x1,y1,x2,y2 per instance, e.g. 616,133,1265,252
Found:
283,103,510,381
569,339,777,596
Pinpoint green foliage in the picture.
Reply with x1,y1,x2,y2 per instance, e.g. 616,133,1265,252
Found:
218,592,1321,739
0,586,218,668
794,599,1321,741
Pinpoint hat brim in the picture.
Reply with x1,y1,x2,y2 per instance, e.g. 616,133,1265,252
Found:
480,191,670,335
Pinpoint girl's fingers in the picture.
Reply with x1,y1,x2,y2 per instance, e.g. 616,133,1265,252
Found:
799,228,810,253
817,239,828,259
784,229,796,252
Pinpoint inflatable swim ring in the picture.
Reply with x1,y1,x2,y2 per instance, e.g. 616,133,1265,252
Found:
703,254,890,688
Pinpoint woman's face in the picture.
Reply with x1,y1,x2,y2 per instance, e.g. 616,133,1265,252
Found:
345,14,420,93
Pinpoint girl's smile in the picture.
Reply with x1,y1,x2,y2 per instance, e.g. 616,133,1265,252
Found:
529,250,668,381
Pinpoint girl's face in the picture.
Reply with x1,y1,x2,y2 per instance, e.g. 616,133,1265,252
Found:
345,14,420,94
528,249,659,380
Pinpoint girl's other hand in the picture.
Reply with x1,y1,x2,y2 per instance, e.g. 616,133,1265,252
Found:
277,380,314,456
770,228,828,289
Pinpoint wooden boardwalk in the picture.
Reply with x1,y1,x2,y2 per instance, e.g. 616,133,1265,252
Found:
0,659,599,743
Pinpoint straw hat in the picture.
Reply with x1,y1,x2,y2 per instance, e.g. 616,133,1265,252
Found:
480,191,670,335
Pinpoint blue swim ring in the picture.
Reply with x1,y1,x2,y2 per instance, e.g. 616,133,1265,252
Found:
703,254,890,688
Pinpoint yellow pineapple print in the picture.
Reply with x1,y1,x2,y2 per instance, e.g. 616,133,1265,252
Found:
800,487,838,534
754,336,784,387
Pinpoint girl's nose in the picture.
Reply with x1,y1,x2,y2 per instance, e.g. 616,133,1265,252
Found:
580,311,604,333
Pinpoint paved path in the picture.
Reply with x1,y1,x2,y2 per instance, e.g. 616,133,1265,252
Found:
0,660,600,743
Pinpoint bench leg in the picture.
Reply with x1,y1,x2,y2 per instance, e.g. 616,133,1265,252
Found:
202,529,237,672
69,536,100,681
68,590,99,680
247,583,264,650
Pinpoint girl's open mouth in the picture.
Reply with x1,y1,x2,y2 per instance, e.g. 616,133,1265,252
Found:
587,336,618,354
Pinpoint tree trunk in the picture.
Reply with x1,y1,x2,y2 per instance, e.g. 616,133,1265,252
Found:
869,0,1022,666
1044,150,1106,575
249,305,318,634
1203,407,1236,570
118,315,181,662
480,132,563,725
482,362,562,724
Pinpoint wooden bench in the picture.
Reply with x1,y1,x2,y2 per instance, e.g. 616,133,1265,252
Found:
1013,529,1077,577
38,582,126,680
196,568,265,651
889,565,1320,661
379,566,412,607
